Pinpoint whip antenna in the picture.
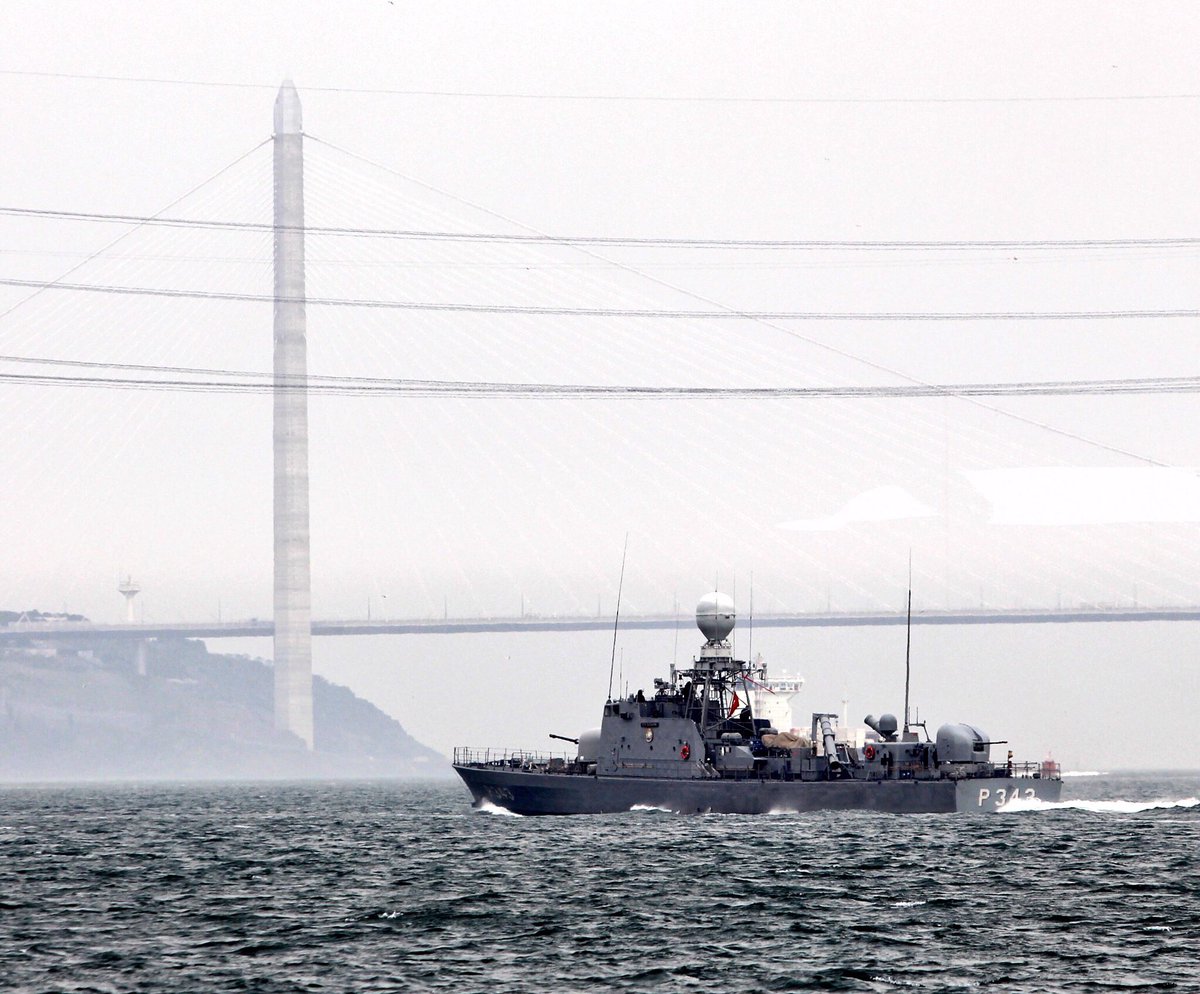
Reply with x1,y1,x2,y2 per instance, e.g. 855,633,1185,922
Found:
672,592,680,667
607,532,629,701
904,552,913,734
747,571,754,674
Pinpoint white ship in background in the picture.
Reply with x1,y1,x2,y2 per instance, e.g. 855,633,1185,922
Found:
745,654,804,733
747,656,864,752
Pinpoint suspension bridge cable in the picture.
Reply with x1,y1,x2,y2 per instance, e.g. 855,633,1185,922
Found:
4,108,1190,609
1,359,1196,398
1,277,1195,321
297,156,1191,623
4,205,1197,251
305,135,1182,469
0,144,273,518
302,149,893,604
4,69,1200,105
300,136,1155,504
0,141,270,326
304,145,751,602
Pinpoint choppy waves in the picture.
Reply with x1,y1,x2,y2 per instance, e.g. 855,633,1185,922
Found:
1,774,1197,992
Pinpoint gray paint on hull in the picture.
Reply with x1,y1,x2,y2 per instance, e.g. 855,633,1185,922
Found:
454,765,1063,815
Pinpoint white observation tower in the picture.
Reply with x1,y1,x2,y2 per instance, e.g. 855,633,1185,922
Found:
118,576,141,623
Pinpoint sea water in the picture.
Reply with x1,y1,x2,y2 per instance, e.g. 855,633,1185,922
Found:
1,772,1197,992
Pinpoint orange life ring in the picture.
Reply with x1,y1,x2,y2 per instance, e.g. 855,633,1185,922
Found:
680,743,691,761
863,745,877,761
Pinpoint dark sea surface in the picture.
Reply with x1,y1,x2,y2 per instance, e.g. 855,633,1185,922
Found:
2,773,1197,993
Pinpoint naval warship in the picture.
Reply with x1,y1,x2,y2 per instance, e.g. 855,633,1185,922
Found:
454,592,1063,815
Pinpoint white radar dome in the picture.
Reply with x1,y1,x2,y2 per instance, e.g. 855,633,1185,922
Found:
696,591,736,641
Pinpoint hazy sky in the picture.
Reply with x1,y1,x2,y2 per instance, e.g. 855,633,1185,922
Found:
2,6,1198,630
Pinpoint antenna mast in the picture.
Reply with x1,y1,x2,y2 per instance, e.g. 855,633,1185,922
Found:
607,533,629,701
747,573,754,670
903,554,912,734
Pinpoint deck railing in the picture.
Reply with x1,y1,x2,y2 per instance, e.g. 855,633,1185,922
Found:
453,746,1063,782
974,759,1061,780
453,746,579,770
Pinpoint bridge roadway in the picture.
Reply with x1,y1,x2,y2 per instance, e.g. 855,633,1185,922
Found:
2,606,1198,642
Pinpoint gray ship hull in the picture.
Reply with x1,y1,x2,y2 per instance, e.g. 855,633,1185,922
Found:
454,765,1063,815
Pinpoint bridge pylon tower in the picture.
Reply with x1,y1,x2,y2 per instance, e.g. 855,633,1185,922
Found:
272,80,314,749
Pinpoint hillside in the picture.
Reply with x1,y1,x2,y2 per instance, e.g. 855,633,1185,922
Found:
0,634,447,781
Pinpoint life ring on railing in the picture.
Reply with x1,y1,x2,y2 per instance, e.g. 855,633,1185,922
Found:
863,745,877,761
680,743,691,761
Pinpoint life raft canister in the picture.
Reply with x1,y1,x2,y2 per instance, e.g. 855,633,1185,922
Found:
680,743,691,761
863,744,877,761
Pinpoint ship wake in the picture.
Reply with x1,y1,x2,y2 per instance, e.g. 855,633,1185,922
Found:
998,795,1198,814
473,800,523,817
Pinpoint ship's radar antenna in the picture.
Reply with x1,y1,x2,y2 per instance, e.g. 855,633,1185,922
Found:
696,591,736,642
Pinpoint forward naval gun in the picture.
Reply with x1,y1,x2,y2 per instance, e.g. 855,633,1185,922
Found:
453,592,1062,814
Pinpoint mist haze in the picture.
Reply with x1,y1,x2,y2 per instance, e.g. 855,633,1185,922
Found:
1,3,1198,774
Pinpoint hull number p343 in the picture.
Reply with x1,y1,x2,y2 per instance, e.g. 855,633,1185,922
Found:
978,786,1037,807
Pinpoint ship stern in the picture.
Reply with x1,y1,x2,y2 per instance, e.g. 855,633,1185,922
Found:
956,776,1063,812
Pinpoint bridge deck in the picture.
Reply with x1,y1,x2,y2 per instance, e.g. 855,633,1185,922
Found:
1,607,1198,641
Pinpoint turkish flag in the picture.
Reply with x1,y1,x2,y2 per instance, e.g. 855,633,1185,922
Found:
728,692,740,717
